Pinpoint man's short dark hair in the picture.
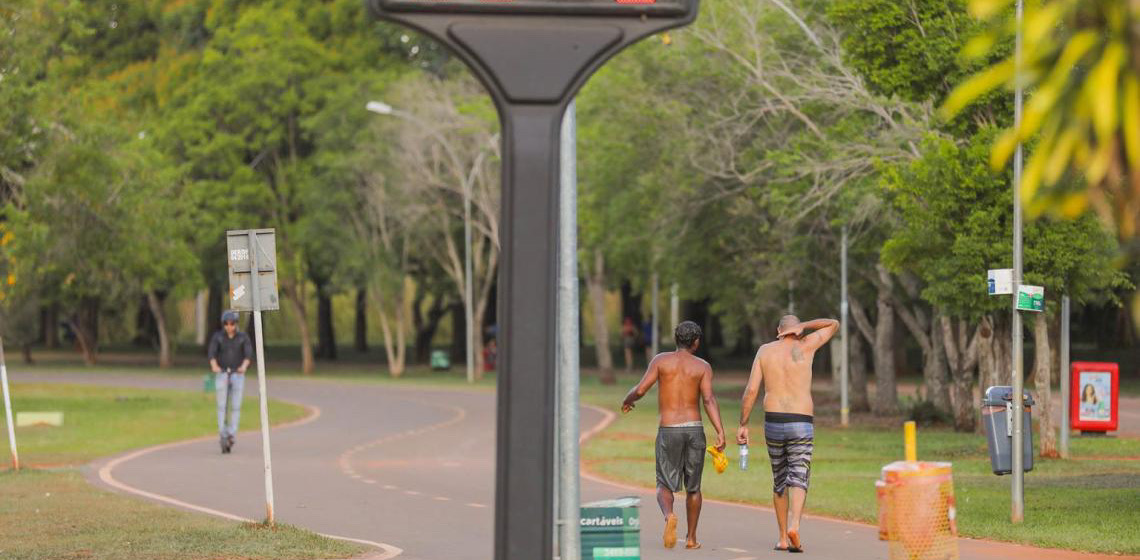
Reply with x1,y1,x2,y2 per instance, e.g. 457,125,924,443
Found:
675,321,702,350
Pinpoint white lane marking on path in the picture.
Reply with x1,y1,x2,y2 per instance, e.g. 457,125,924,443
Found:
729,557,757,560
383,485,399,490
364,480,377,484
96,401,404,560
433,496,450,502
466,503,487,509
723,548,748,553
403,490,421,496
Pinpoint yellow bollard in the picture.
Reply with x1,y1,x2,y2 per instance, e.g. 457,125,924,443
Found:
904,421,917,462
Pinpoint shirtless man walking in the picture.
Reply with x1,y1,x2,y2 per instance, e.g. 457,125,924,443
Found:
738,315,838,553
622,320,726,550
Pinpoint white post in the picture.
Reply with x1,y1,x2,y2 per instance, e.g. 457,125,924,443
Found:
0,337,18,471
651,273,660,356
1010,0,1026,524
557,101,581,560
1060,295,1071,458
670,283,679,334
195,290,208,346
248,232,276,525
840,226,849,428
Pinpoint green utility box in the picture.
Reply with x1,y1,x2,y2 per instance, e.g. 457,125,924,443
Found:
430,350,451,370
581,497,640,560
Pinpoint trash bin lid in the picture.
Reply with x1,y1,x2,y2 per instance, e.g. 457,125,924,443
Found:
583,497,640,509
983,386,1035,406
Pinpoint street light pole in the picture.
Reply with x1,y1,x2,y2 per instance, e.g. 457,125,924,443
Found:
367,101,476,383
1010,0,1026,524
840,225,849,428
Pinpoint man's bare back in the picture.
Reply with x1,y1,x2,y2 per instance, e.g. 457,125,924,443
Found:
743,317,839,417
656,351,709,425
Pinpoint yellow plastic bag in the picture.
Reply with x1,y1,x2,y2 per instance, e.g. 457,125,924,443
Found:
706,446,728,474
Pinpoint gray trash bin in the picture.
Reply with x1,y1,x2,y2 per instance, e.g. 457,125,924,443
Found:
580,497,640,560
982,386,1034,475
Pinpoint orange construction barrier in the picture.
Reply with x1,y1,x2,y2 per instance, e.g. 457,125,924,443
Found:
876,461,959,560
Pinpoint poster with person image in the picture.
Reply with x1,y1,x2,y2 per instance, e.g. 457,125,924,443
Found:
1078,371,1112,422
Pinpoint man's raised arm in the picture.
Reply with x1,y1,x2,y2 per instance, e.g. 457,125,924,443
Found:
621,357,660,414
737,347,764,444
799,318,839,352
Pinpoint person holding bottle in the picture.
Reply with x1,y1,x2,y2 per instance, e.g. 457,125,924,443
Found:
738,315,838,554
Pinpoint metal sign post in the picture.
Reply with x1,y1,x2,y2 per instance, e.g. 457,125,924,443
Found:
226,228,279,524
0,336,19,471
1010,0,1026,524
1060,295,1071,458
365,3,700,558
840,226,849,428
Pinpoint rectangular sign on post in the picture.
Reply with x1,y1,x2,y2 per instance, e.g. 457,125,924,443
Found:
988,269,1013,295
1016,285,1044,312
226,229,279,311
224,228,278,524
1070,362,1119,433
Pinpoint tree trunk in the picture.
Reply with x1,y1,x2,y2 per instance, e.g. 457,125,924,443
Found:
372,282,407,377
146,291,173,369
414,296,447,364
1033,311,1058,457
830,337,842,400
587,249,615,384
355,288,368,353
42,304,59,349
451,303,465,364
206,282,223,349
849,332,871,412
924,311,951,414
872,269,898,415
942,317,981,432
283,284,314,374
21,343,33,365
315,289,337,361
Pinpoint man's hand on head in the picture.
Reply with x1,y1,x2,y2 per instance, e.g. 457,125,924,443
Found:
782,324,805,338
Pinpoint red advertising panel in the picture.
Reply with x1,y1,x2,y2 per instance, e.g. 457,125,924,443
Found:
1070,362,1119,432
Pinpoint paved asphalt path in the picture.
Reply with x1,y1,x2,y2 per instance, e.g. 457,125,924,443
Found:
11,371,1134,560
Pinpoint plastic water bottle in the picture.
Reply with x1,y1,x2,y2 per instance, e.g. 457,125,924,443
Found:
739,444,749,471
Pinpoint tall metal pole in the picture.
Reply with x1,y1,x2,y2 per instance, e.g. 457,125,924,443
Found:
465,154,476,384
840,226,850,428
556,101,581,560
0,337,19,471
651,273,660,356
1010,0,1026,524
248,232,276,524
1060,295,1071,459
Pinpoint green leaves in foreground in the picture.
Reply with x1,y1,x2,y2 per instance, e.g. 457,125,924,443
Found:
943,0,1140,236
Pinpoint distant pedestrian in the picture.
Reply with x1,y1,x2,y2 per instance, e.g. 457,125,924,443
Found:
621,317,638,372
208,310,252,454
737,315,838,553
622,321,726,550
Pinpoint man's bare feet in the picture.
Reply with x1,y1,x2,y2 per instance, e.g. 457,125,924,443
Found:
663,514,678,549
685,539,701,549
787,529,803,553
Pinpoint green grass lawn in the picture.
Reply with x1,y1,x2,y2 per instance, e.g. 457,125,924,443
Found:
5,383,309,465
0,383,364,560
579,378,1140,555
